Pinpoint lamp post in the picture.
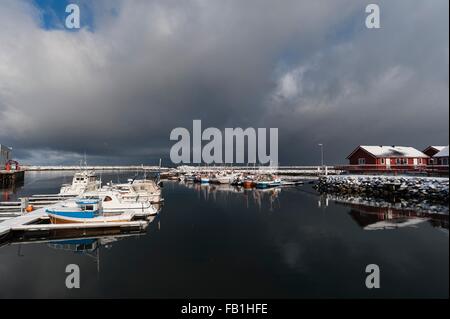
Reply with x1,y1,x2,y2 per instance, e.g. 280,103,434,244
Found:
318,143,324,167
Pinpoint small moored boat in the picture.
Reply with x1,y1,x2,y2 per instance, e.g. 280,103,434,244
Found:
255,174,281,189
59,170,101,196
46,198,133,224
200,175,210,183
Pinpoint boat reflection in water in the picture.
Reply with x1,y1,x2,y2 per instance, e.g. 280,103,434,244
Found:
183,181,283,211
3,211,162,273
183,180,448,232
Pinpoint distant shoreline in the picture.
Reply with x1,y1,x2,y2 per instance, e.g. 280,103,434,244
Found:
21,165,168,171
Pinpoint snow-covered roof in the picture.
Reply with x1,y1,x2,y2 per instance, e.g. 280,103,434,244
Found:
434,146,449,158
348,145,428,158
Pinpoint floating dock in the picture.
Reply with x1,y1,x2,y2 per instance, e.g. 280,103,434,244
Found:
0,207,150,244
0,208,47,238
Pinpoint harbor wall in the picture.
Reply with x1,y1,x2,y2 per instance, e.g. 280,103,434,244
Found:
315,175,449,205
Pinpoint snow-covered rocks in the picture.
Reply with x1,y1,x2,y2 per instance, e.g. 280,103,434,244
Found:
315,175,449,205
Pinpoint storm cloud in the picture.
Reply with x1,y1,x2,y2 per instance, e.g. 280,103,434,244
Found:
0,0,448,165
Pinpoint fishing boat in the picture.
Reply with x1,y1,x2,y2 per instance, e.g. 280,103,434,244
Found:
76,190,158,216
200,175,210,183
59,170,101,196
209,171,238,184
255,174,281,189
46,198,133,224
184,174,196,182
241,175,256,188
110,179,162,204
243,179,255,188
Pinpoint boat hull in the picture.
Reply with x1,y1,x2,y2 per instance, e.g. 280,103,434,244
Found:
48,213,133,224
256,181,281,189
243,180,255,188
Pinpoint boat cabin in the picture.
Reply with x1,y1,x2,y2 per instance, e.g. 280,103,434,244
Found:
74,198,102,214
72,172,98,185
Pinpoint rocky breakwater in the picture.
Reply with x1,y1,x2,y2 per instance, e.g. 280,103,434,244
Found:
315,175,449,206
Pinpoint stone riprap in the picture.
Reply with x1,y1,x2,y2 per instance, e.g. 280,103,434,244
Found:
322,193,449,215
315,175,449,206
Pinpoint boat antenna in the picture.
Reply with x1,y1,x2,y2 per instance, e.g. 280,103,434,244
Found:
156,158,162,184
142,164,147,180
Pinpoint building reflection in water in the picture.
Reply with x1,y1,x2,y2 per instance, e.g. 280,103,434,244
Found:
322,195,449,232
1,180,24,202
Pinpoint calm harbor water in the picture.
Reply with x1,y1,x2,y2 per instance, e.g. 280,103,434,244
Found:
0,171,448,298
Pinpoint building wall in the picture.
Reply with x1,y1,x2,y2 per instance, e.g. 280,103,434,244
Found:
423,147,441,164
348,147,428,167
348,148,377,165
436,157,449,166
0,144,12,167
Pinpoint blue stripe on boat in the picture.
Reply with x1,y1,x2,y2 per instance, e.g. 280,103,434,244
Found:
46,209,99,218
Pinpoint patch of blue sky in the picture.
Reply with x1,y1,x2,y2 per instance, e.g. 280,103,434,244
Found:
31,0,95,32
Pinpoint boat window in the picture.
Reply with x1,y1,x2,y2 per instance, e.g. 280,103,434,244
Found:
85,205,94,211
104,196,113,202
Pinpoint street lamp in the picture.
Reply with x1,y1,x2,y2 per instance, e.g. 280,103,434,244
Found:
318,144,324,167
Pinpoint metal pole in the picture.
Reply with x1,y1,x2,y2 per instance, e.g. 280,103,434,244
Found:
321,146,324,166
318,144,324,167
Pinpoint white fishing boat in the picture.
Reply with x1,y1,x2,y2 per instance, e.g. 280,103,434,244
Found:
210,171,238,184
107,179,162,204
200,175,210,183
59,170,101,196
184,174,196,182
129,179,162,203
255,174,281,189
78,190,158,216
46,198,134,224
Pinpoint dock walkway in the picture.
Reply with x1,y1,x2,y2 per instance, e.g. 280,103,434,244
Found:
0,208,149,240
0,208,47,237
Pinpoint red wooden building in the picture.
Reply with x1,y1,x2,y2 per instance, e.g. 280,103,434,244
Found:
344,145,429,173
433,146,449,166
423,146,446,164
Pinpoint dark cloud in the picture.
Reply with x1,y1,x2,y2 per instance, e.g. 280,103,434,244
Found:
0,0,448,165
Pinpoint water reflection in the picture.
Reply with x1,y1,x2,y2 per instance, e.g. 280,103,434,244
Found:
327,195,449,232
0,181,24,202
182,180,449,232
0,176,448,298
183,181,283,210
1,213,161,272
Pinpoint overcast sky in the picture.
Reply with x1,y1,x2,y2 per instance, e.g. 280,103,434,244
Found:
0,0,448,166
